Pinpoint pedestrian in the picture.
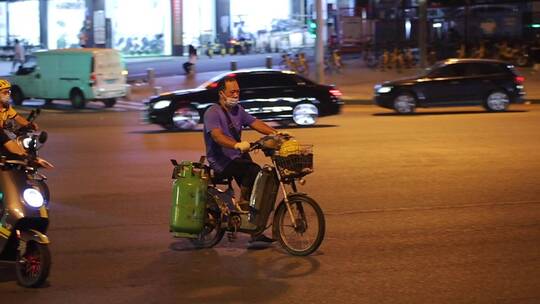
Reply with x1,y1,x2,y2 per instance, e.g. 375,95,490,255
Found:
12,39,25,73
182,44,197,75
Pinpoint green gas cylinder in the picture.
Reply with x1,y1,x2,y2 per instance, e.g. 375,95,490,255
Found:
170,161,208,238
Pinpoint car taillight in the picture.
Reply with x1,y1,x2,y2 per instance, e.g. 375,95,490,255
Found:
515,76,525,85
330,89,342,97
89,73,97,86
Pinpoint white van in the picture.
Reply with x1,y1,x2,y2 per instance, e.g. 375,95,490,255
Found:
10,48,128,109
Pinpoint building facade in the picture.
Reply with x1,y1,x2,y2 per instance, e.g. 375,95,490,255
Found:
0,0,537,58
0,0,311,57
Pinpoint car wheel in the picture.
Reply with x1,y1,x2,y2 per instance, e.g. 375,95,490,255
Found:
484,91,509,112
11,86,25,106
292,103,319,126
103,98,116,108
169,106,201,130
70,89,86,109
393,92,416,114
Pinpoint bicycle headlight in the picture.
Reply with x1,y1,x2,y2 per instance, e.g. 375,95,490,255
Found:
153,100,171,110
23,188,44,208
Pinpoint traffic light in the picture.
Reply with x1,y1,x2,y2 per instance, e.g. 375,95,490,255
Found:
307,19,317,36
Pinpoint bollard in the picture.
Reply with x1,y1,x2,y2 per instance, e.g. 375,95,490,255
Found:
154,86,162,96
146,68,155,87
125,84,133,101
230,61,237,71
265,56,272,69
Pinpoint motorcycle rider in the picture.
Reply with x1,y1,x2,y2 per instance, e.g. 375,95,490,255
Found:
0,79,38,131
203,75,279,243
0,79,51,166
0,80,52,214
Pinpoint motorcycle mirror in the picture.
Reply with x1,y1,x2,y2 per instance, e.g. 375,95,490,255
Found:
27,109,36,121
38,131,48,144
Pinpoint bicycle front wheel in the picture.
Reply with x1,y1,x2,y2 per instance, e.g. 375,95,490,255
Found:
273,194,325,256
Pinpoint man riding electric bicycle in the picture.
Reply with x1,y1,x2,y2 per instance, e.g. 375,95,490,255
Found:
203,75,284,243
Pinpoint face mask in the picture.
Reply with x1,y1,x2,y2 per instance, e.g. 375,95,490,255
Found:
224,96,239,107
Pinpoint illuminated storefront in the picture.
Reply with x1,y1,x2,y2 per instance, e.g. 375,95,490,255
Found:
4,0,40,46
182,0,215,47
229,0,290,39
0,0,317,55
0,2,7,46
106,0,172,56
48,0,86,49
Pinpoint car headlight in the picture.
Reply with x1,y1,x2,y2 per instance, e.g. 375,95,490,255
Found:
153,100,171,110
376,86,393,94
23,188,44,208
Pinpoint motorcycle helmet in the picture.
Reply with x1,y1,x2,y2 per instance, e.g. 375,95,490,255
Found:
0,79,11,90
279,139,300,157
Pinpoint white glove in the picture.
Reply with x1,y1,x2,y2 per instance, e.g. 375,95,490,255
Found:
234,141,251,152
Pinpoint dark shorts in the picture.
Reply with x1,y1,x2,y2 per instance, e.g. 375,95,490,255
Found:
220,157,261,189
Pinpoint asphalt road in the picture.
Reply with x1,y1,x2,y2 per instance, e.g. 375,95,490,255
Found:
1,104,539,303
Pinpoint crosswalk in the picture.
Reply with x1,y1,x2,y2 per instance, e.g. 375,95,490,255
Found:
17,98,146,113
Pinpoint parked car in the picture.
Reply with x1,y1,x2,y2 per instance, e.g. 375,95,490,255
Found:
373,58,525,114
9,48,128,109
143,69,343,130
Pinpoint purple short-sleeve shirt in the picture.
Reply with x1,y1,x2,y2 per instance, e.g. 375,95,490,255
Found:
203,104,256,173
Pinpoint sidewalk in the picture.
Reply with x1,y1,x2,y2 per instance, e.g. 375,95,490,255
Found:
2,57,540,104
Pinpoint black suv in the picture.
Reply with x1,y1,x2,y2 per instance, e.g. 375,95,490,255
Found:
374,59,525,114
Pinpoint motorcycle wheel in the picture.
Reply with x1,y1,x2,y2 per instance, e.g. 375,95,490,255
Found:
189,198,225,249
15,241,51,288
273,194,325,256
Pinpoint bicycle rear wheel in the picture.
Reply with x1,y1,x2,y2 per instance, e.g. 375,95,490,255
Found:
189,196,225,249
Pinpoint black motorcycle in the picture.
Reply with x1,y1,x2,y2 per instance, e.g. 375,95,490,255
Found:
0,108,53,287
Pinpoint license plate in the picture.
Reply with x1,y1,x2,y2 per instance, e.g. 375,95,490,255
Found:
105,79,117,84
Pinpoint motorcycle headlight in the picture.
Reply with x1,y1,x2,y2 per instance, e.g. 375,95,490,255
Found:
23,188,44,208
153,100,171,110
22,137,35,149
